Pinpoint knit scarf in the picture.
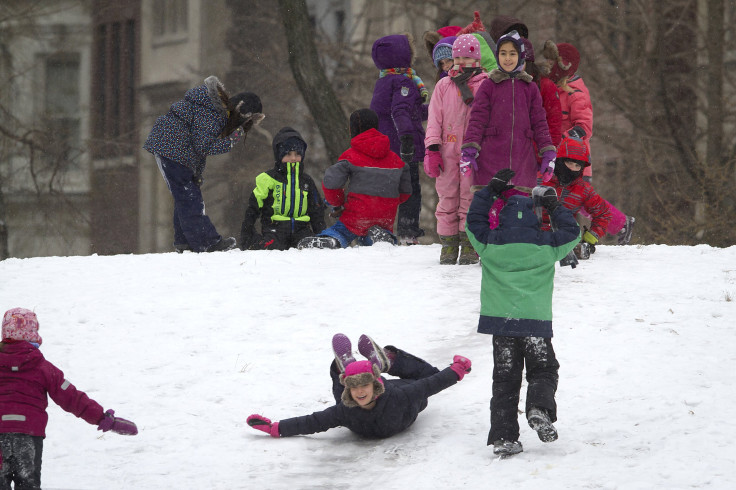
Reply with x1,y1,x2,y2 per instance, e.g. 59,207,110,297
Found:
379,68,429,103
448,65,483,105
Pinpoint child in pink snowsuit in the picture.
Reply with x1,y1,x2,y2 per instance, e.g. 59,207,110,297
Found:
543,41,635,245
0,308,137,489
424,34,489,265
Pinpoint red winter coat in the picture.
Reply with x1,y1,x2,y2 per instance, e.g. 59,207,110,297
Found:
540,77,562,147
0,342,104,437
541,174,612,239
323,129,411,236
462,70,555,188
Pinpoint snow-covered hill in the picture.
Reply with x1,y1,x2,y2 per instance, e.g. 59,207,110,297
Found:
1,244,734,489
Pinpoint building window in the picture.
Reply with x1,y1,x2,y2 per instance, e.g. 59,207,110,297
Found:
152,0,188,41
44,55,82,169
92,18,136,156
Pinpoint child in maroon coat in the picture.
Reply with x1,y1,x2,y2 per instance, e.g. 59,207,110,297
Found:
541,137,612,259
0,308,137,489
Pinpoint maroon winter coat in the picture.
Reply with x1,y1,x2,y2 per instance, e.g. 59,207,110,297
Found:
462,70,555,187
541,175,612,239
0,342,104,437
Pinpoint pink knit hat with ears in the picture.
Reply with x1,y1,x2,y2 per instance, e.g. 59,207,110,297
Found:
2,308,42,345
339,360,385,407
452,34,482,60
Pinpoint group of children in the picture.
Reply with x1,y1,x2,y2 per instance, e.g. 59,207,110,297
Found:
0,13,638,489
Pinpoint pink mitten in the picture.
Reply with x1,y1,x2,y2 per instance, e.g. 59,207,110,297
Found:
97,409,138,435
450,355,472,381
247,414,280,438
423,150,444,178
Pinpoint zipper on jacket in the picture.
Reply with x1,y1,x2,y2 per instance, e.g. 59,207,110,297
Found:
509,78,515,169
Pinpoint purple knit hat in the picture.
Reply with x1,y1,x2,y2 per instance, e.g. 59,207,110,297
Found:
432,36,456,67
2,308,42,345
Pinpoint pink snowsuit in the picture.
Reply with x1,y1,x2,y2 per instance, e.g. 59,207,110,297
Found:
425,72,489,236
558,76,626,235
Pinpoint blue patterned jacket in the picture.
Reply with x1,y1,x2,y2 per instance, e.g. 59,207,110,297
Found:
143,76,232,175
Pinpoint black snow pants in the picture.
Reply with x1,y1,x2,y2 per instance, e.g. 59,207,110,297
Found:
488,335,560,444
0,433,43,490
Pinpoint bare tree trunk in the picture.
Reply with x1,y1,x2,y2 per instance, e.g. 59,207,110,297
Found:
277,0,349,163
705,0,724,167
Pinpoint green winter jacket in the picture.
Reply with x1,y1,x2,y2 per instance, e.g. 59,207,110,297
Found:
465,188,580,338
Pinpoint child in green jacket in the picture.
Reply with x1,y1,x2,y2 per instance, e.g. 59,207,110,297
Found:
465,169,579,457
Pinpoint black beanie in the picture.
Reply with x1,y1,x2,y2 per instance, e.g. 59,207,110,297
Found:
349,109,379,139
230,92,262,115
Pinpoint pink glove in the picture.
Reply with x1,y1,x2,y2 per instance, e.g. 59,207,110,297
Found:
460,147,478,176
449,355,472,381
97,409,138,435
247,414,280,438
423,150,443,178
229,127,245,148
539,150,556,182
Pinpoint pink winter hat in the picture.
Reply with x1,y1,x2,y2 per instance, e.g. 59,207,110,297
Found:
339,360,385,407
2,307,42,345
452,34,481,60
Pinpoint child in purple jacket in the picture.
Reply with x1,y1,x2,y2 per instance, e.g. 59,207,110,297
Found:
370,34,429,244
0,308,137,489
460,31,556,189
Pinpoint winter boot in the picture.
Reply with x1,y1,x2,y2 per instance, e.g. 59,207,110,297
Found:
297,236,341,250
366,225,397,245
458,232,479,265
398,235,419,246
527,407,558,442
332,333,356,373
357,334,391,373
206,237,237,252
573,242,592,260
174,243,191,253
493,439,523,457
439,234,459,265
617,216,636,245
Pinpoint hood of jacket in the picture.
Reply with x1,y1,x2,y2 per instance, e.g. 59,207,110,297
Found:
350,128,391,160
372,34,414,69
499,195,540,230
272,127,307,174
0,341,44,372
184,75,228,117
489,15,529,42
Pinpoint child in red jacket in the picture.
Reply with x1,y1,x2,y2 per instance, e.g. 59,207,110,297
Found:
0,308,137,489
540,137,612,259
297,109,412,249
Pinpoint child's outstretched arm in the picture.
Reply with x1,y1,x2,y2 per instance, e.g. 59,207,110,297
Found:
248,405,344,438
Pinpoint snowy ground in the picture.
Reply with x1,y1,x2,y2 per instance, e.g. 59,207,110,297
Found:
1,243,735,489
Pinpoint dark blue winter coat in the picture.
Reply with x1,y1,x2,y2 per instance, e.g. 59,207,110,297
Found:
277,368,458,439
369,35,428,162
466,190,580,338
143,76,232,175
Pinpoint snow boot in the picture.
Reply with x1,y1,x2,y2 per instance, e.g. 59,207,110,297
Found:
493,439,523,457
332,333,356,373
617,216,636,245
573,242,592,260
527,407,558,442
458,232,479,265
398,235,419,246
297,236,341,250
366,225,397,245
357,334,391,373
439,234,459,265
174,243,191,253
206,237,237,252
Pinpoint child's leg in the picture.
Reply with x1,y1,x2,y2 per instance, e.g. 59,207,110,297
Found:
329,360,344,404
385,346,440,380
0,433,43,490
489,336,525,444
522,337,560,421
155,155,221,252
260,221,291,250
397,162,424,239
604,200,628,235
319,221,358,248
434,170,460,237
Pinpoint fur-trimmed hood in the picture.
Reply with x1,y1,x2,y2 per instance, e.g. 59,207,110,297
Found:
542,41,580,82
489,68,533,83
203,76,228,116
